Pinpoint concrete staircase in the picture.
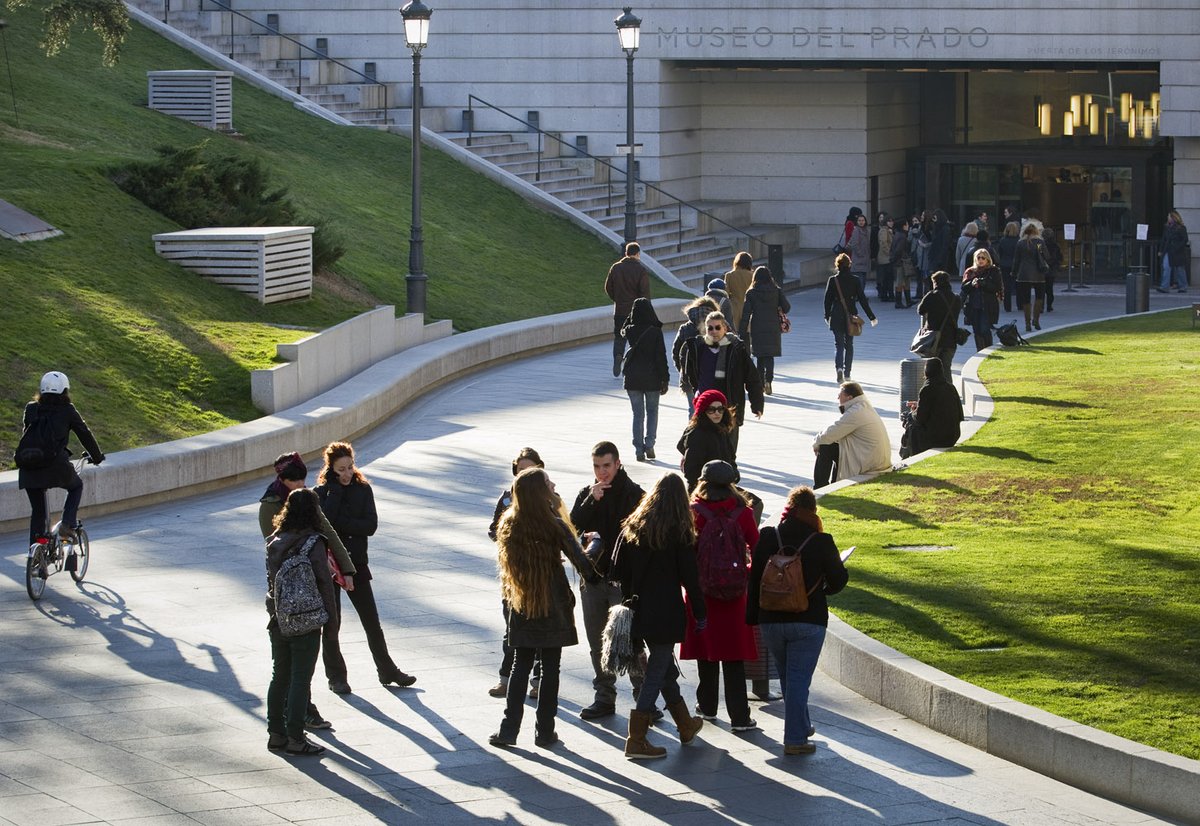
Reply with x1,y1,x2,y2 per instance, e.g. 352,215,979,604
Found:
127,1,392,126
447,133,798,291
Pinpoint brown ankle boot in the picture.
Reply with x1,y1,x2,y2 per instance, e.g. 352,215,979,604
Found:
1032,300,1043,330
624,710,667,759
666,699,703,745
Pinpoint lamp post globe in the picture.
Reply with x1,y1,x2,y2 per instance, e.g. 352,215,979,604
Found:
615,7,640,244
401,0,432,315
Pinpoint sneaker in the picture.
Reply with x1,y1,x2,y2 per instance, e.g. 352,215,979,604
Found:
267,733,288,752
304,712,332,731
328,679,352,695
1178,288,1189,293
534,730,558,748
285,737,326,756
784,741,817,755
636,452,646,462
693,705,717,722
730,719,759,732
579,701,616,720
488,731,516,748
645,447,656,460
488,680,509,698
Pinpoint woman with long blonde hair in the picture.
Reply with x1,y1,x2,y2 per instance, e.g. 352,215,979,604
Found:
613,473,708,759
490,468,599,749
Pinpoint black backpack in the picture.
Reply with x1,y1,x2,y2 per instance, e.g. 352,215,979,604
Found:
994,322,1028,348
13,412,59,470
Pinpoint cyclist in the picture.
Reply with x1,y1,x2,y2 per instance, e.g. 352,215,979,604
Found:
18,371,105,545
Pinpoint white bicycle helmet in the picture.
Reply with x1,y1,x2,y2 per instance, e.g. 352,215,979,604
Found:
40,371,70,394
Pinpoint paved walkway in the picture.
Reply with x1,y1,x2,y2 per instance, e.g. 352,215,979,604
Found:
2,285,1193,825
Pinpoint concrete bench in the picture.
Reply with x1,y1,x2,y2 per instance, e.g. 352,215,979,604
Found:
153,226,313,304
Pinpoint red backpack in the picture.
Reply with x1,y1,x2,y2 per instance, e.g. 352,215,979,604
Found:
692,502,750,600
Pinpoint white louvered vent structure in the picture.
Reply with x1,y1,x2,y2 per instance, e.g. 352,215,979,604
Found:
153,227,314,304
147,70,234,131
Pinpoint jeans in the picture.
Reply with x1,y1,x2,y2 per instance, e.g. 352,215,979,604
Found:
500,646,561,739
322,564,398,683
1162,254,1187,290
967,306,992,350
876,262,894,300
760,622,826,746
695,659,750,724
636,642,684,714
26,482,84,545
832,330,854,376
267,627,321,740
626,390,660,453
756,356,775,384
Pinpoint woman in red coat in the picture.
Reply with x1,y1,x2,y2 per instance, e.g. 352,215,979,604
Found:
680,460,760,731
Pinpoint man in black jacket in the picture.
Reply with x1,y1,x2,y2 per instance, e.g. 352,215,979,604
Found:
570,441,645,719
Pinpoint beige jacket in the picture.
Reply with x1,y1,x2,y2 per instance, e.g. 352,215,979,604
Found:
724,265,753,329
812,394,892,479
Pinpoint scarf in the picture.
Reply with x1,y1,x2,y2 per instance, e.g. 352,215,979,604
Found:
702,333,734,347
780,507,823,534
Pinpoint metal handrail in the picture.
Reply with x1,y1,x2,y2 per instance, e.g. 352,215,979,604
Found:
466,94,766,256
163,0,390,119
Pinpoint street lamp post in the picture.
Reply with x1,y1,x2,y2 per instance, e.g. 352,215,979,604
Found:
615,7,640,244
401,1,432,315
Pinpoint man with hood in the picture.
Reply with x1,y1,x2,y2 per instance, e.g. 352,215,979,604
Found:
679,310,764,456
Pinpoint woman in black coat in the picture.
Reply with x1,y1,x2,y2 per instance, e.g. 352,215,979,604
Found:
902,358,964,457
490,468,599,749
916,271,961,384
677,389,737,490
17,371,105,545
314,441,414,695
738,266,791,396
620,298,670,462
613,473,708,759
961,248,1003,350
823,253,877,384
678,311,763,457
746,486,848,756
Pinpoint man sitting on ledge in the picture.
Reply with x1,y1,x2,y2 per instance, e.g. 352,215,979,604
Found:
812,382,891,488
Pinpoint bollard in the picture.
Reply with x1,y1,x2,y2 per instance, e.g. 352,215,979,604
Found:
899,358,926,418
1125,269,1149,313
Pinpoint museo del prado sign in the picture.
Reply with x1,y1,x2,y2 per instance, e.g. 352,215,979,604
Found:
654,25,991,52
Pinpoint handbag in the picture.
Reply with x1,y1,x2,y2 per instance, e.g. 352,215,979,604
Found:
758,529,819,613
955,327,971,346
910,327,940,357
833,276,864,337
778,307,791,334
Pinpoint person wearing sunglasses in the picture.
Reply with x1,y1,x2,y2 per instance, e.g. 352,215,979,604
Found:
677,389,737,491
678,312,764,458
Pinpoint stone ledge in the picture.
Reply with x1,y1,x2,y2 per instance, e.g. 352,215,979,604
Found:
0,299,687,532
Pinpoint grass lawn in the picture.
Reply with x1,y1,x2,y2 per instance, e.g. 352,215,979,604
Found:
0,8,681,455
820,309,1200,760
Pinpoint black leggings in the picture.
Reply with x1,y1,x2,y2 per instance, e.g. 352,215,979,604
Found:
26,483,83,545
1015,282,1046,309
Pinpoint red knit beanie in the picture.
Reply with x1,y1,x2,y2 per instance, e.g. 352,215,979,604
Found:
693,389,728,416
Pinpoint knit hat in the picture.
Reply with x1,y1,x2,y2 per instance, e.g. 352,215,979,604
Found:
700,460,738,486
274,452,307,480
693,388,728,417
707,278,727,292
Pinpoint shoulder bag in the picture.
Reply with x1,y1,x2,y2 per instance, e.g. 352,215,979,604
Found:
833,276,864,336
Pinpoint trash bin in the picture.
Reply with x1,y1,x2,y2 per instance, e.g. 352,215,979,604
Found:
899,358,926,418
1125,270,1149,314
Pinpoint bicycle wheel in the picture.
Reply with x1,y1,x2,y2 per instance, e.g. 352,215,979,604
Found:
70,528,90,582
26,546,47,600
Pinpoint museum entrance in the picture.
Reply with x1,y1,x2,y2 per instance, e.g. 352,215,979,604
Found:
910,148,1173,281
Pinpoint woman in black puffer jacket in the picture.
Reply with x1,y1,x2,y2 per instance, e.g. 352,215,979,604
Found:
620,298,670,462
314,441,415,693
17,371,104,546
746,486,848,756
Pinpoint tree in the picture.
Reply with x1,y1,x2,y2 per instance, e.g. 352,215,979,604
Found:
6,0,130,66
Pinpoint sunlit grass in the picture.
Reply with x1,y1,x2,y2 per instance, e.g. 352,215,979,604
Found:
822,310,1200,759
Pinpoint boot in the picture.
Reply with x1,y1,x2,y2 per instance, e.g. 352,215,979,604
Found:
1023,304,1032,332
1032,300,1043,330
624,710,667,759
666,699,703,745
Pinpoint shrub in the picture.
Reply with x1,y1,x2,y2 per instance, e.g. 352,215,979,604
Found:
110,141,345,271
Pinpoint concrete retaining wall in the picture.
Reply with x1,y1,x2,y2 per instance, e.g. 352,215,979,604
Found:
0,300,686,533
